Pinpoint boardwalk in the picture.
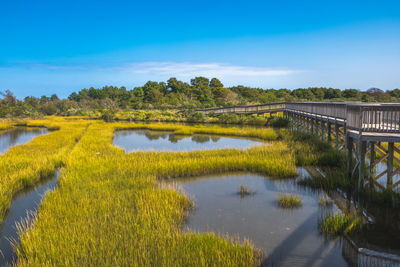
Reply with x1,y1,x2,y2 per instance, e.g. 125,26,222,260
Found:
198,102,400,192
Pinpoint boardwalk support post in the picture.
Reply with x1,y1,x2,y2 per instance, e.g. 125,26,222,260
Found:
369,142,376,185
311,118,314,134
387,142,394,190
327,122,331,142
358,141,367,192
347,136,353,181
335,124,339,149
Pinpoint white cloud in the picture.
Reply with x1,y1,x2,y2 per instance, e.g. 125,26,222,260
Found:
121,62,301,78
12,61,302,79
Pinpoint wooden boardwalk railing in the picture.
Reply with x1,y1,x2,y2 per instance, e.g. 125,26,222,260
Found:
197,103,286,115
348,104,400,133
197,102,400,134
198,102,400,192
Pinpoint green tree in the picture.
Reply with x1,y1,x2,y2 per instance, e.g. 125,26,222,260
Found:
342,89,359,98
190,77,210,87
209,78,223,88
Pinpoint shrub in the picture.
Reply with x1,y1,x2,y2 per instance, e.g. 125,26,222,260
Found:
218,113,240,124
100,109,116,122
269,118,289,128
182,110,206,122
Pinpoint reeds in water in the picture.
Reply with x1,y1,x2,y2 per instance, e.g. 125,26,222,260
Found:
318,213,363,236
237,185,254,198
278,193,302,208
318,195,333,207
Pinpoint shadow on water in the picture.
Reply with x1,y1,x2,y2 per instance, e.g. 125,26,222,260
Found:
166,171,349,267
0,127,48,154
0,172,59,266
113,129,263,152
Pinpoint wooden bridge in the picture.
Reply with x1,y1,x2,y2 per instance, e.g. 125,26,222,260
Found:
198,102,400,192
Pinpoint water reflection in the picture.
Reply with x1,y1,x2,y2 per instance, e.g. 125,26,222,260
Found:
167,172,348,267
113,130,263,152
0,172,58,265
338,189,400,257
0,128,48,154
373,162,400,192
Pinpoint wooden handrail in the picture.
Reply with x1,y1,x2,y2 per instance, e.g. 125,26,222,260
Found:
196,102,400,134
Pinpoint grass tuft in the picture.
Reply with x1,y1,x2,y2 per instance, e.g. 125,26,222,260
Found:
318,195,333,207
278,193,302,208
237,185,254,198
318,213,363,237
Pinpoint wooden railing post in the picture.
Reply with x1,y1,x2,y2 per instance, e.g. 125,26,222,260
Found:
358,106,363,136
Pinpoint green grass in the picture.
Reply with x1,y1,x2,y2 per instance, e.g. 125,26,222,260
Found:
238,185,253,197
13,121,299,266
297,171,351,191
114,122,279,141
0,118,89,223
278,193,302,208
279,130,346,168
318,196,333,207
318,213,363,237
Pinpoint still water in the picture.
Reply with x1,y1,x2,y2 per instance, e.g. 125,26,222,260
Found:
0,172,58,265
0,128,48,154
113,129,263,152
168,172,349,267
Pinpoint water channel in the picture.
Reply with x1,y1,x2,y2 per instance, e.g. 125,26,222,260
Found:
0,127,48,154
0,128,399,266
113,129,263,152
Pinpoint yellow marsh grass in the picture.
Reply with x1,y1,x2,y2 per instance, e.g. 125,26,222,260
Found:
278,193,302,208
0,120,16,133
15,121,296,266
114,122,279,141
0,119,89,223
0,122,12,131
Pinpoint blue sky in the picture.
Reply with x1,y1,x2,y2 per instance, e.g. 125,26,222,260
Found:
0,0,399,98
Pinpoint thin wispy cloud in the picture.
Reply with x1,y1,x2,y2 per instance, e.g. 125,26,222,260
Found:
123,62,302,78
8,61,302,78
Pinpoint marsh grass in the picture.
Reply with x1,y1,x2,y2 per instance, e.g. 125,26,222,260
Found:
0,120,17,133
0,121,12,131
319,213,363,237
280,130,346,168
297,170,351,191
318,195,333,207
0,118,89,223
278,193,302,208
13,121,298,266
237,185,254,198
7,118,372,265
114,123,279,141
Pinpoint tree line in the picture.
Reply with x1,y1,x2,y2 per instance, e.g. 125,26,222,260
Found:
1,77,400,118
